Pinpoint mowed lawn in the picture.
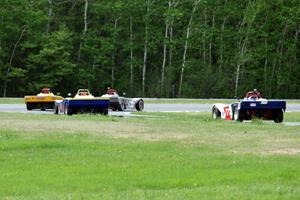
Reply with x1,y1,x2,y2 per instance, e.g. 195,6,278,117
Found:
0,112,300,199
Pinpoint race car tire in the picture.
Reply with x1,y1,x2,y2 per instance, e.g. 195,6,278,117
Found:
26,103,33,110
67,108,73,115
65,105,73,115
274,110,283,123
135,99,144,111
112,107,117,111
212,106,221,119
54,104,59,114
101,108,108,115
233,107,243,122
118,103,126,111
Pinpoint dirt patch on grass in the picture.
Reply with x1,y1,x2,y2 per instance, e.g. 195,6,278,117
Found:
0,118,189,141
266,148,300,155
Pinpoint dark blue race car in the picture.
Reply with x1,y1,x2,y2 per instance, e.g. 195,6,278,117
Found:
54,89,109,115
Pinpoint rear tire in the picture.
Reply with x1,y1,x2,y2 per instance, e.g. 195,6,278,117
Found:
54,104,59,114
212,107,221,119
26,103,33,110
233,107,243,122
102,108,108,115
67,108,73,115
65,105,73,115
274,110,283,123
135,100,144,111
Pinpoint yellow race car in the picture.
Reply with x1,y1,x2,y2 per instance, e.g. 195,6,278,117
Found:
24,88,64,111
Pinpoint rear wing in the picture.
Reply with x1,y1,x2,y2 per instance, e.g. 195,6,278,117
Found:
239,100,286,111
66,98,109,109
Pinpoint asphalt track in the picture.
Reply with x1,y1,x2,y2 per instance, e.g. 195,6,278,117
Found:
0,103,300,115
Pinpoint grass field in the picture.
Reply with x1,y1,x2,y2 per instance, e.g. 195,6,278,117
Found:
0,98,24,104
0,112,300,199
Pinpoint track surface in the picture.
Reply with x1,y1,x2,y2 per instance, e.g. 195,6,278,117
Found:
0,103,300,115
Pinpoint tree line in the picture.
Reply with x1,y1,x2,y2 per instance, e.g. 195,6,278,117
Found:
0,0,299,98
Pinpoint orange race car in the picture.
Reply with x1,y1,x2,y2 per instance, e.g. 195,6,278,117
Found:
24,88,64,111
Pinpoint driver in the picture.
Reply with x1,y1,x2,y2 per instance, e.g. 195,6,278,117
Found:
245,89,262,99
107,87,117,95
41,88,51,94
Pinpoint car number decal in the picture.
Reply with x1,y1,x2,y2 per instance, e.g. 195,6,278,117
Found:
224,106,231,120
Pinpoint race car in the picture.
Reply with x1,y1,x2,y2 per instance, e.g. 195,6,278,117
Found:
24,88,64,110
54,89,109,115
101,88,144,111
212,89,286,123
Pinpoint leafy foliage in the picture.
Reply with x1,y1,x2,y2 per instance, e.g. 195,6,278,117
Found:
0,0,299,98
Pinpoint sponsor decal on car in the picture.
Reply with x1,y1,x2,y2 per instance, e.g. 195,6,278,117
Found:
223,106,231,120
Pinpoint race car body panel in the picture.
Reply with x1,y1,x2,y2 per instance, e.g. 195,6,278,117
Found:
239,100,286,111
212,103,234,120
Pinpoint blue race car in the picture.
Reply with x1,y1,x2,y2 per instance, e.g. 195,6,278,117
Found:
212,89,286,123
54,89,109,115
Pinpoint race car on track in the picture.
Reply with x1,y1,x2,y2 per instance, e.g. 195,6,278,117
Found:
101,88,144,111
54,89,109,115
24,88,64,110
212,89,286,123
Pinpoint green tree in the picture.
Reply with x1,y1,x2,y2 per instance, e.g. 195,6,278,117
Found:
27,25,75,95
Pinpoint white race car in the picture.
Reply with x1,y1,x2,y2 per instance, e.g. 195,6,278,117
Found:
101,88,144,111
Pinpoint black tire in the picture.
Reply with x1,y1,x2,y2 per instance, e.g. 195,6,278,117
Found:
65,105,73,115
233,107,243,122
41,108,46,111
274,110,283,123
67,108,73,115
54,104,59,114
212,106,221,119
26,103,33,110
135,99,144,111
101,108,108,115
118,102,126,111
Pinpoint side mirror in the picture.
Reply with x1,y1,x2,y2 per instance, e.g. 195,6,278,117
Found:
123,92,126,96
56,92,61,96
67,93,72,97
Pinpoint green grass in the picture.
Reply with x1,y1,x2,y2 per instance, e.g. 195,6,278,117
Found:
0,98,24,104
0,112,300,199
